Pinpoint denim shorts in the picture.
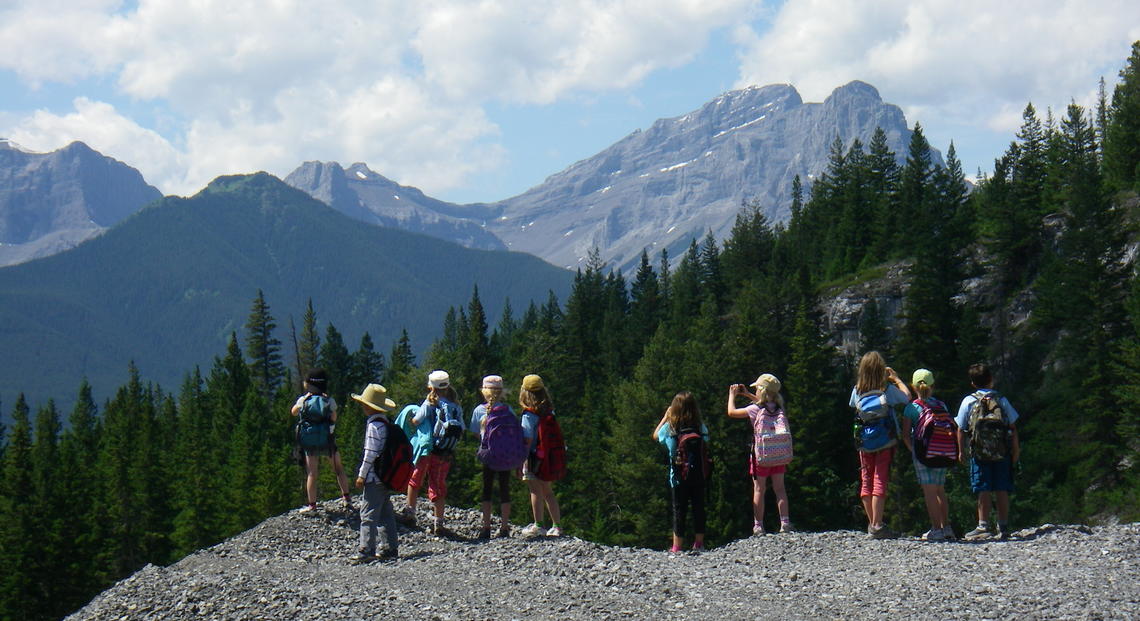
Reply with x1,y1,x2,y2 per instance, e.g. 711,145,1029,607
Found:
970,457,1014,493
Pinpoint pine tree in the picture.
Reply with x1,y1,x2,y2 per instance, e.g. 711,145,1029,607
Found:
58,382,103,609
0,395,36,620
245,290,285,400
349,332,386,388
297,298,321,381
1104,41,1140,190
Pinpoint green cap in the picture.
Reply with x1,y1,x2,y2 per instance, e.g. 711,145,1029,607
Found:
912,368,935,387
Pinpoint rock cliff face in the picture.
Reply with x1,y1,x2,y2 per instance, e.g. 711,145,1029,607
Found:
0,139,163,266
483,81,935,272
284,161,506,251
66,497,1139,620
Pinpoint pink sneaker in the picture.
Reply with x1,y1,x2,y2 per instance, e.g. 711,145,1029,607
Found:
669,545,682,553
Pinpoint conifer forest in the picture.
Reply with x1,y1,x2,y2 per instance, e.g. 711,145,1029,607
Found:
3,43,1140,621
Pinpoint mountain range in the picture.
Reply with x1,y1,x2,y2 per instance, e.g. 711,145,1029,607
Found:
0,173,572,407
0,139,162,267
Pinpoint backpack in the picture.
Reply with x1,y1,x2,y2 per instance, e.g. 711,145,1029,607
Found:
373,418,413,491
532,410,567,481
430,402,463,455
673,426,713,484
967,391,1010,462
476,404,528,472
853,390,898,453
752,403,793,467
297,394,332,449
912,397,959,468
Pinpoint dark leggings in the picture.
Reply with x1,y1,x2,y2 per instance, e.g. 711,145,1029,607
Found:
481,466,511,504
671,478,706,536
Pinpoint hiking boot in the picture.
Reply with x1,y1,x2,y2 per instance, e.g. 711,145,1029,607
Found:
779,521,795,534
341,495,354,510
498,524,511,538
431,522,451,537
998,525,1011,541
350,550,376,565
477,527,492,540
546,525,563,537
376,548,398,562
520,523,542,537
964,525,992,541
869,525,896,539
299,503,317,514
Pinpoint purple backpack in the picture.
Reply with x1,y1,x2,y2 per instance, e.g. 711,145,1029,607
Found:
476,404,528,472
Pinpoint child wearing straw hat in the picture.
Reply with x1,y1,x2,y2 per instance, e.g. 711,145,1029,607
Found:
351,383,399,564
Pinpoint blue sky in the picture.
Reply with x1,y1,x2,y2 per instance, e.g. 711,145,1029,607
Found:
2,1,1138,205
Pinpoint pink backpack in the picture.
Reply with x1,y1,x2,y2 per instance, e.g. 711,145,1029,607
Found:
752,403,793,466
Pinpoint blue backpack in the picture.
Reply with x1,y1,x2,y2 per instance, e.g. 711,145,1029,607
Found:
853,390,898,453
476,403,528,471
297,394,332,449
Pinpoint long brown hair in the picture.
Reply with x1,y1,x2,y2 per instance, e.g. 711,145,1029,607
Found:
519,385,554,416
664,391,701,432
855,351,888,394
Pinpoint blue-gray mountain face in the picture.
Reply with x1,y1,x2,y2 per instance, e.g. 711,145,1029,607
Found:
284,161,506,251
0,139,162,266
481,81,938,272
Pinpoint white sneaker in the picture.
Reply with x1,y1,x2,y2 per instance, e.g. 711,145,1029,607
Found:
546,525,562,537
299,504,317,514
520,523,542,537
921,528,946,541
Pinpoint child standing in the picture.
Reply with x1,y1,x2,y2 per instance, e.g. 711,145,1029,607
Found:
470,375,526,539
518,374,565,537
900,369,955,541
351,384,400,564
404,370,465,536
849,352,911,538
727,374,794,535
291,368,353,513
956,363,1021,540
654,391,710,552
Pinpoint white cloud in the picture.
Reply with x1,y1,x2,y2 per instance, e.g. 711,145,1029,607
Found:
414,0,756,104
5,98,186,190
735,0,1140,133
2,0,757,196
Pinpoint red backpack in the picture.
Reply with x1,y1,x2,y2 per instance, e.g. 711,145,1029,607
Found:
674,426,713,483
375,418,413,491
532,410,567,481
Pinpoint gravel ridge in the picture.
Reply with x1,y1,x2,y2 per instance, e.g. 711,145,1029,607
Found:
68,496,1140,620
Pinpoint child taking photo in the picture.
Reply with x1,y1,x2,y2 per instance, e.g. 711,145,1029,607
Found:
728,374,794,535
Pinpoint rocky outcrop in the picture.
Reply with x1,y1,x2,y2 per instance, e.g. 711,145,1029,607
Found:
67,497,1139,620
482,81,937,272
0,139,162,266
284,161,506,251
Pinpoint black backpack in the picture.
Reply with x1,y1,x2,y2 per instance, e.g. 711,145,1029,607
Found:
673,427,712,483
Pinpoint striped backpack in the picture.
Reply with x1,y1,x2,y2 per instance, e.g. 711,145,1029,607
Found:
912,397,958,468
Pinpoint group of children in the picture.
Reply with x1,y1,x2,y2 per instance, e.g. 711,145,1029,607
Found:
292,351,1022,563
291,368,566,565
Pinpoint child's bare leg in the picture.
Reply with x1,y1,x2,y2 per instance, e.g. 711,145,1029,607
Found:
977,492,993,524
921,484,942,528
995,491,1010,524
870,494,886,527
753,476,767,522
542,481,561,524
771,473,789,520
330,452,351,496
527,479,545,524
305,454,320,504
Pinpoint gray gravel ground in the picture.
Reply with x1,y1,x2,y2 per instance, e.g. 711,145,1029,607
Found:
68,496,1140,620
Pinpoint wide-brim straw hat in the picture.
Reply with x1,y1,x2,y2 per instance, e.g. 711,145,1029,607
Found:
352,384,397,412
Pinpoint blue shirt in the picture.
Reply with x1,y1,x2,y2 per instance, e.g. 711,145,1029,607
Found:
409,397,464,463
848,385,909,409
656,422,710,487
955,389,1019,429
469,402,516,436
